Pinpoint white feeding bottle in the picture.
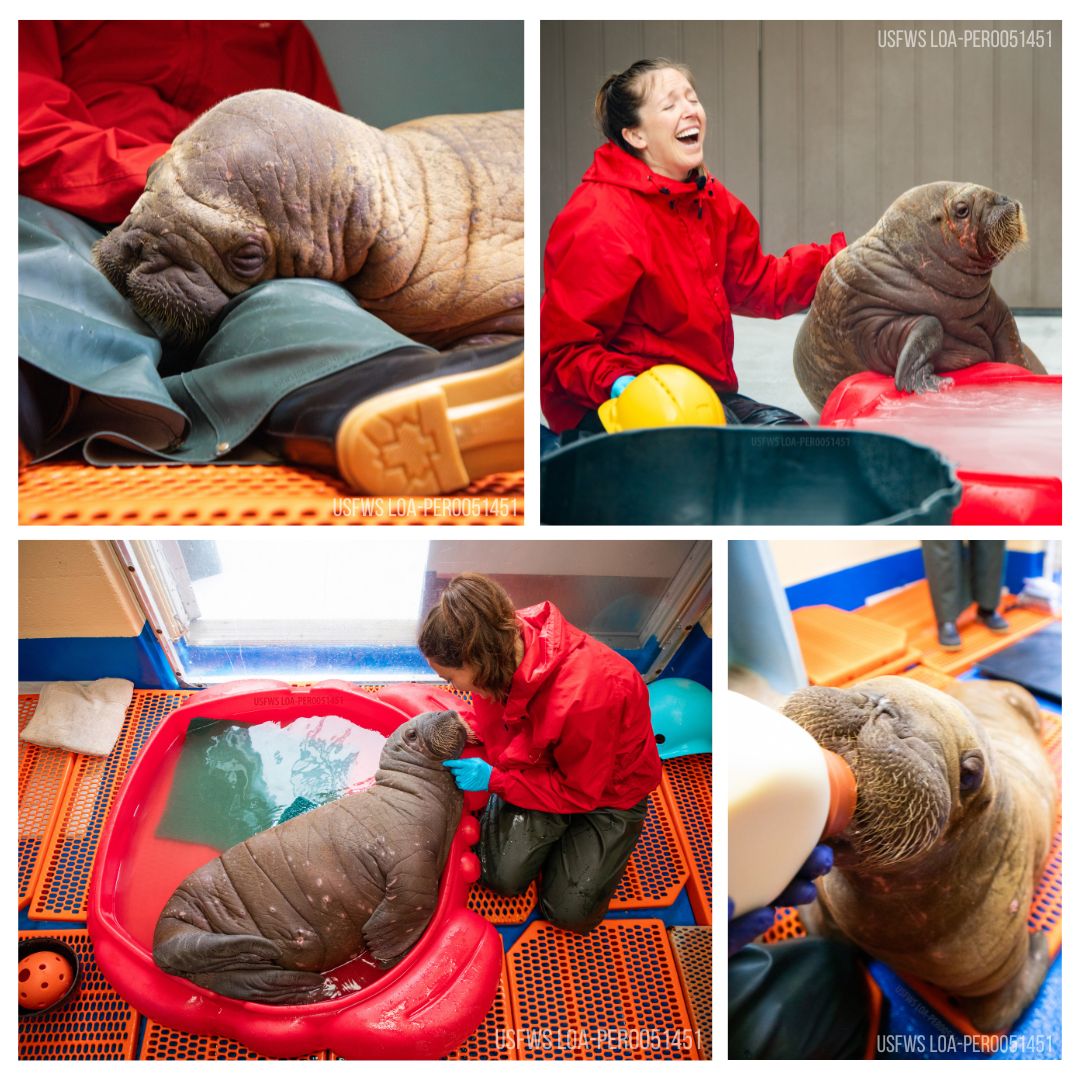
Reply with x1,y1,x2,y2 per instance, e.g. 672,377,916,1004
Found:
727,689,857,917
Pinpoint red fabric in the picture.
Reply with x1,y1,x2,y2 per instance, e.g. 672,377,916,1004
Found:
18,20,341,224
540,141,847,431
465,602,662,814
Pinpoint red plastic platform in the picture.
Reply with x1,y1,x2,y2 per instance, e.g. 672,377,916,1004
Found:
820,363,1061,525
87,681,502,1061
505,919,702,1060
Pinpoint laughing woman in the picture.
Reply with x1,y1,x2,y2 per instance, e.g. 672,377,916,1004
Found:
419,572,661,933
540,58,847,437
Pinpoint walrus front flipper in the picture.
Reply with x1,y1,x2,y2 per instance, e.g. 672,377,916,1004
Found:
894,315,947,394
957,931,1051,1033
361,849,440,967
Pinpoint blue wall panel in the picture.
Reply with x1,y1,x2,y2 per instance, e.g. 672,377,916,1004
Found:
19,622,179,689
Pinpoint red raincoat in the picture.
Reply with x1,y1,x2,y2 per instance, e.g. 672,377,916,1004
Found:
466,602,662,814
540,141,847,431
18,20,340,224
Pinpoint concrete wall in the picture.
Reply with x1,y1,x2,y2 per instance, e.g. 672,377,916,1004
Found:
306,20,523,128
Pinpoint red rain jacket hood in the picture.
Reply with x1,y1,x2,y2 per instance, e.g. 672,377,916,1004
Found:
19,21,340,224
466,601,661,814
540,141,846,431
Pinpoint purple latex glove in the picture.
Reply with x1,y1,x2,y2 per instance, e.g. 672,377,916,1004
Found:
728,844,834,957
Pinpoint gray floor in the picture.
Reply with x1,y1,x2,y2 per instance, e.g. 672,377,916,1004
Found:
733,314,1062,423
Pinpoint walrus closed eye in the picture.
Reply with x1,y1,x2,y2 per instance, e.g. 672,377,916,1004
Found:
793,181,1045,411
92,89,524,349
783,676,1055,1032
152,709,468,1004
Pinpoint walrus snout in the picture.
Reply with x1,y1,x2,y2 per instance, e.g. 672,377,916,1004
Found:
984,196,1028,259
410,709,467,760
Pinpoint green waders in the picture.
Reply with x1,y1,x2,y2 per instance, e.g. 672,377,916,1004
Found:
18,195,430,464
478,793,649,933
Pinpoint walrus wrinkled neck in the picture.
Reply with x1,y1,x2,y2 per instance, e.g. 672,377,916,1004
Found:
876,213,992,302
339,127,428,301
374,758,461,804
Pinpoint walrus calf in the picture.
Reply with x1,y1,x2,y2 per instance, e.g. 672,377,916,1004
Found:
793,182,1045,411
93,89,523,349
783,675,1055,1032
153,709,467,1004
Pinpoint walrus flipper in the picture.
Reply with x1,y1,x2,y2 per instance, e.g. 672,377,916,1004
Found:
362,848,440,967
894,315,947,394
154,924,284,974
155,924,327,1004
957,931,1051,1034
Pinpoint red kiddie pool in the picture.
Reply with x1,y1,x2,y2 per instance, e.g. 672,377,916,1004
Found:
819,362,1061,525
87,680,501,1060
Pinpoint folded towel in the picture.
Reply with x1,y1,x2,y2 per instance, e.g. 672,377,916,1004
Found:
20,679,134,757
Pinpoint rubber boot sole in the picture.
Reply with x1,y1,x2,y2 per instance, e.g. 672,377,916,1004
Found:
334,352,523,494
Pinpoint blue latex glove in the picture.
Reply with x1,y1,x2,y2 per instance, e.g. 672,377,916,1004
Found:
728,844,834,957
611,374,635,398
442,757,493,792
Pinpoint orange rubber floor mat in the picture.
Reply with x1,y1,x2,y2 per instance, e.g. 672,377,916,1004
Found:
668,926,712,1060
18,929,139,1060
660,755,713,925
610,784,689,910
138,1024,326,1061
19,696,76,910
791,605,909,686
505,919,702,1060
468,880,537,925
19,461,525,526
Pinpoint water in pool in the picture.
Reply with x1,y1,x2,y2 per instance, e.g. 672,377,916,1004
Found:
117,714,388,995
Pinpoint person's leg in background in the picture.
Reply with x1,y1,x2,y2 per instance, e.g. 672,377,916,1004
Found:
969,541,1010,632
921,540,967,649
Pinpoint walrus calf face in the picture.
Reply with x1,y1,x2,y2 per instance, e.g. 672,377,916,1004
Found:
384,709,468,766
783,676,992,871
895,181,1027,271
92,163,273,345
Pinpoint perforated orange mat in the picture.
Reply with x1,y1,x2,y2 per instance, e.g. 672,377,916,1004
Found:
668,927,712,1060
791,605,909,686
25,691,189,922
18,929,139,1060
138,1024,326,1061
505,919,702,1060
761,692,1063,1051
19,461,525,526
660,755,712,925
19,696,76,909
610,784,689,910
468,880,537,925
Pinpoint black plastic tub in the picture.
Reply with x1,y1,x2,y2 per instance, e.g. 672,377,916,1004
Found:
541,427,962,525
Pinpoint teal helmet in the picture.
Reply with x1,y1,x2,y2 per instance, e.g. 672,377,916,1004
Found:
648,678,712,759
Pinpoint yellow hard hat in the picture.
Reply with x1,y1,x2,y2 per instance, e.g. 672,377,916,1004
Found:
598,365,727,433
